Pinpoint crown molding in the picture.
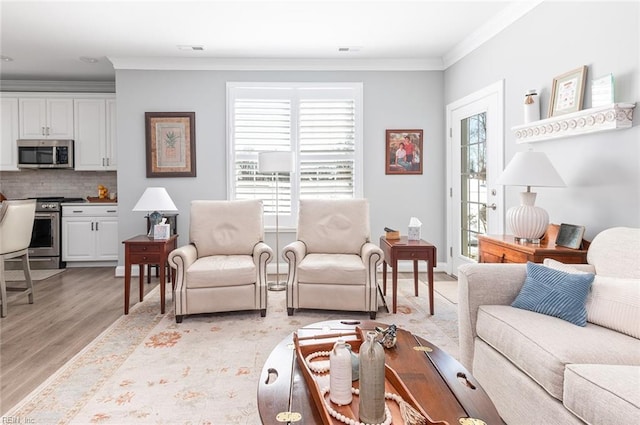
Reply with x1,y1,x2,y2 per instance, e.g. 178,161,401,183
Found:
443,0,544,69
108,57,445,72
0,80,115,93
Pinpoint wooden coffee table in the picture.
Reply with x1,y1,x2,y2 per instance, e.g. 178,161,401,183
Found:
258,320,503,425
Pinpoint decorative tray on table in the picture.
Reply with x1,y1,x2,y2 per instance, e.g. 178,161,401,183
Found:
293,327,447,425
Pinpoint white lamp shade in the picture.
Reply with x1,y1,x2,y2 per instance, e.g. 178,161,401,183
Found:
258,151,292,173
496,151,566,188
132,187,178,212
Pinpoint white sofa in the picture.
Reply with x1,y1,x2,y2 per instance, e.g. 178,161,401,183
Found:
458,227,640,425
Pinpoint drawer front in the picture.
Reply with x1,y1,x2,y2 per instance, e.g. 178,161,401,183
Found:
62,205,118,217
129,244,161,254
394,249,431,261
480,242,528,263
129,253,162,264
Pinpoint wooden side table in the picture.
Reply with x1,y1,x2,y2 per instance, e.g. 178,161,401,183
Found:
379,236,437,315
123,234,178,314
478,234,588,264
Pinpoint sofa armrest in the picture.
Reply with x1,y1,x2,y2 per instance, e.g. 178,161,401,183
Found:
457,263,527,371
361,242,384,286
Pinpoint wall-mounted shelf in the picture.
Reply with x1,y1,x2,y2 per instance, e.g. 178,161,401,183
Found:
512,103,636,143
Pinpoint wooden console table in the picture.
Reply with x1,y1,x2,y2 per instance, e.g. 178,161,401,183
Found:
123,234,178,314
479,232,588,264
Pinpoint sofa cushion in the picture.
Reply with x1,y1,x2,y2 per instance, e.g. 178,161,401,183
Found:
564,364,640,425
186,255,256,288
545,259,640,339
512,262,594,326
476,305,640,400
587,227,640,279
297,253,366,284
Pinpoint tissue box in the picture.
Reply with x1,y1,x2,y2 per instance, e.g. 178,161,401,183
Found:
153,224,170,240
408,217,422,241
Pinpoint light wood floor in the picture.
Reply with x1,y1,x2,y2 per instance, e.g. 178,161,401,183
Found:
0,268,453,414
0,267,160,414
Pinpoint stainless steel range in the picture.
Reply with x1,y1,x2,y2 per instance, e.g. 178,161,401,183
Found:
6,196,85,270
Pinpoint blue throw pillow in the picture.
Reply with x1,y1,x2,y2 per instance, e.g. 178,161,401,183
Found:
512,262,594,326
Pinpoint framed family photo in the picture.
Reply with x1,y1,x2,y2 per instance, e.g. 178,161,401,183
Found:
548,66,587,117
385,129,423,175
145,112,196,177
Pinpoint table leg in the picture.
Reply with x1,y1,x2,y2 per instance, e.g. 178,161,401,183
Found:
428,250,435,315
413,260,419,296
159,255,166,314
382,261,387,295
392,260,398,314
139,264,144,302
124,256,131,314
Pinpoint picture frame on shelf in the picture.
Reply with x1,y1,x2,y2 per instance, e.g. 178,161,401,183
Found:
145,112,196,177
548,66,587,118
555,223,586,249
385,129,423,175
591,73,614,107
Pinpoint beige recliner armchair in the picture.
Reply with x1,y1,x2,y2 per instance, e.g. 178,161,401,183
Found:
168,200,273,323
283,199,384,319
0,199,36,317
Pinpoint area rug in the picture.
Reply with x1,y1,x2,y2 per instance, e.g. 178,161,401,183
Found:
4,278,458,425
434,279,458,304
3,269,66,281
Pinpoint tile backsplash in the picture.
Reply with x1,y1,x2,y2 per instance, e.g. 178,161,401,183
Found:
0,170,117,200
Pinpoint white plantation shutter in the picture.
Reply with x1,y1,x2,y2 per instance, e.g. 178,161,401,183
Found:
227,83,363,227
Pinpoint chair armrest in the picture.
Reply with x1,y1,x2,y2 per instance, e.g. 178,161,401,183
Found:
252,242,274,267
283,241,307,268
168,243,198,271
457,263,527,371
361,242,384,281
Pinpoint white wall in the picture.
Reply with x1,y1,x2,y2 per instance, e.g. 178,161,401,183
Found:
115,70,445,266
444,1,640,240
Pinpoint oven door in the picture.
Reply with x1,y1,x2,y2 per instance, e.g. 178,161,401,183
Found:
29,212,60,257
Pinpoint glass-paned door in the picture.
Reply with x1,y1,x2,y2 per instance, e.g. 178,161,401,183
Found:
447,81,504,274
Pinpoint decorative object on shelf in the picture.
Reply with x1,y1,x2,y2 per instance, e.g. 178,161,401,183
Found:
258,151,292,291
375,324,397,348
385,129,423,175
132,187,178,238
497,151,565,243
97,184,109,199
358,331,386,424
555,223,586,249
513,103,636,143
346,343,359,381
145,112,196,177
329,339,353,406
523,89,540,123
591,74,614,107
548,65,587,117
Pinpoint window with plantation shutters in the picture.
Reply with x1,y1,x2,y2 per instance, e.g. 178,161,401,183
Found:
227,82,363,227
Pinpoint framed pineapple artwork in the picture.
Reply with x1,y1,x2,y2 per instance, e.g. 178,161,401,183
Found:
145,112,196,177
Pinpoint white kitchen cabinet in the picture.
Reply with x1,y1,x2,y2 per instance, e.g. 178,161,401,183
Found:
62,205,118,262
0,96,19,170
73,97,117,170
19,98,74,139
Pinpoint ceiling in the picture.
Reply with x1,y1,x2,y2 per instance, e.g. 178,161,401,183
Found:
0,0,542,82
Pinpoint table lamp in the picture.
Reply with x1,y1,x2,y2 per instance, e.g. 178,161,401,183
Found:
132,187,178,237
496,151,565,243
258,151,292,291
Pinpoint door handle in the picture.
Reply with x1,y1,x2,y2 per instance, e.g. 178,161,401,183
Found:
91,222,94,231
488,203,497,211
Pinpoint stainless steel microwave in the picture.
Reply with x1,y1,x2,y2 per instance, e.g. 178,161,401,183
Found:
17,139,74,169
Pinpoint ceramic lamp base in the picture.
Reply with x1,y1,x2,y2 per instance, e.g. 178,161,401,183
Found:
506,192,549,241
